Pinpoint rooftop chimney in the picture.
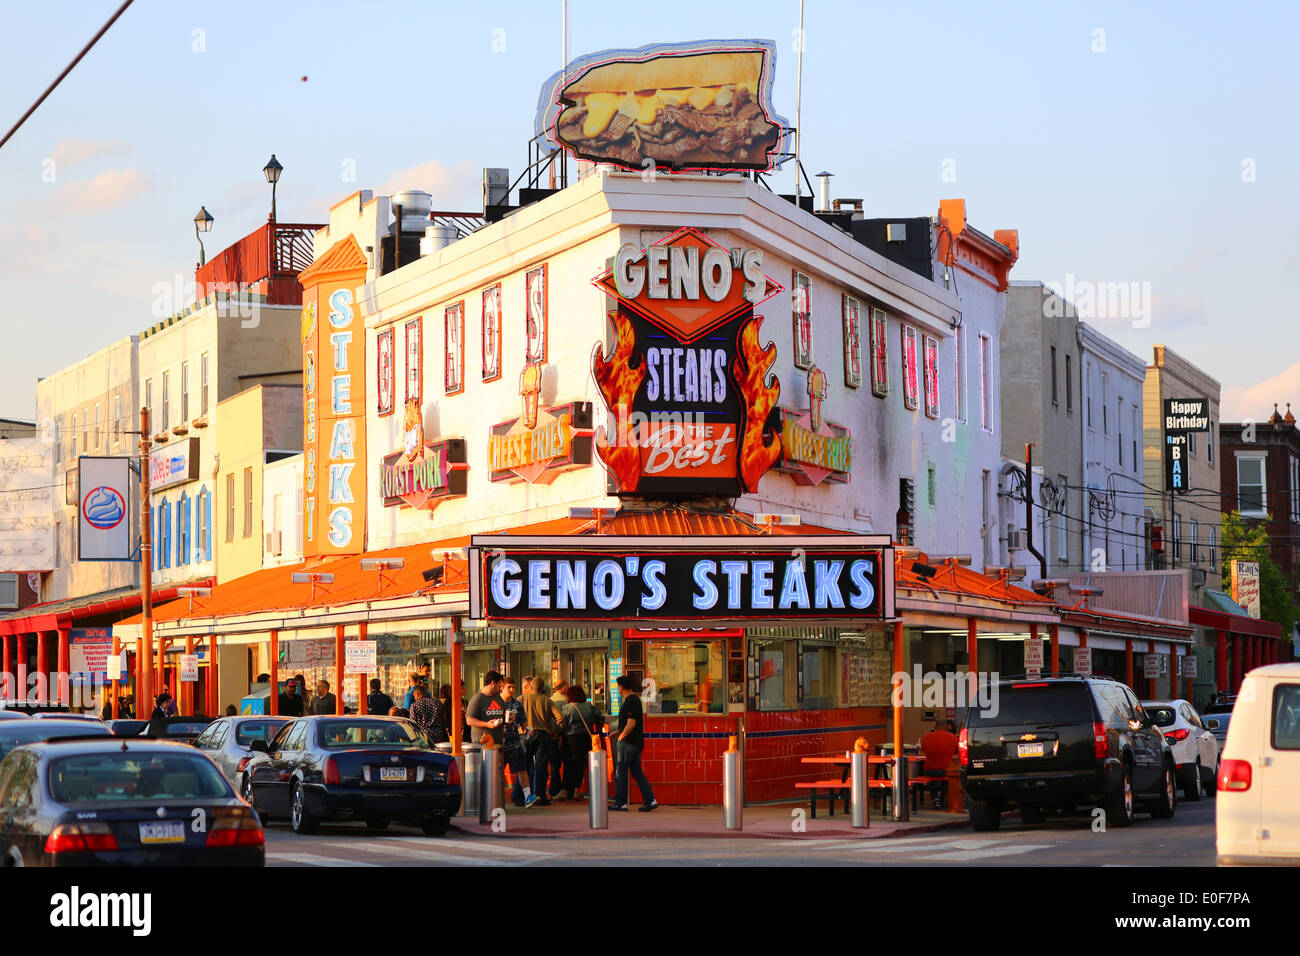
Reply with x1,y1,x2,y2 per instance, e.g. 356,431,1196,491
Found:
814,171,833,213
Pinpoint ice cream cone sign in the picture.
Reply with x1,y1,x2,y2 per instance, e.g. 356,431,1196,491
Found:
519,360,543,430
402,399,424,462
808,365,828,433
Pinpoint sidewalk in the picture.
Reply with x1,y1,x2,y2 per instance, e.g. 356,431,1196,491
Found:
451,798,971,840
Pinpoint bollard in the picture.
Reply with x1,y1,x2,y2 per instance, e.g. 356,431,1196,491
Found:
588,734,608,829
460,743,482,816
850,739,869,829
479,742,503,824
892,752,909,822
723,735,743,830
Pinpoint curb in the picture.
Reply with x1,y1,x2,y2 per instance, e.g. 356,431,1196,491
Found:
448,813,970,841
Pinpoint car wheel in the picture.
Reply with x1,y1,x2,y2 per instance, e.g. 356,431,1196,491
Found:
968,798,1002,832
1151,763,1177,819
421,815,451,837
1020,804,1046,824
1207,757,1220,799
365,817,390,830
4,846,22,867
1183,760,1203,802
1106,764,1135,828
290,783,320,835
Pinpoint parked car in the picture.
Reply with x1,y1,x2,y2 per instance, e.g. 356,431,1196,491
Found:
961,676,1177,830
1142,699,1220,801
31,712,102,722
136,716,215,744
1205,712,1233,749
0,719,112,762
243,716,461,836
0,738,263,867
1216,663,1300,865
0,711,30,721
191,715,291,792
106,719,147,736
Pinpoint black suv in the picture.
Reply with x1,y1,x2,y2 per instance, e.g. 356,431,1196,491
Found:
960,676,1176,830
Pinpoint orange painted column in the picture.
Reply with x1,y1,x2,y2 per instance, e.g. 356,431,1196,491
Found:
966,617,978,677
268,629,279,716
893,619,905,756
357,621,368,715
35,631,49,704
56,629,70,708
207,634,218,717
16,634,29,703
334,625,346,714
134,638,143,714
110,632,121,718
1050,623,1060,677
1,634,10,700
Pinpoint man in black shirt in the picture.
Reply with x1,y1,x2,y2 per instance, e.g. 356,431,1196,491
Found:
278,681,305,717
612,674,657,812
367,678,395,716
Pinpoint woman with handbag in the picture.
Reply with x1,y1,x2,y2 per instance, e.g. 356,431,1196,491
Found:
559,685,602,801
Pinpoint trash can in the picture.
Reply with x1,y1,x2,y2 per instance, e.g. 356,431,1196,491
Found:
436,743,482,815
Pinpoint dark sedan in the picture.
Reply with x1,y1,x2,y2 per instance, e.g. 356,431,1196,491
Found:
107,719,147,736
244,716,461,836
0,739,263,867
0,718,112,762
0,710,30,721
137,716,215,744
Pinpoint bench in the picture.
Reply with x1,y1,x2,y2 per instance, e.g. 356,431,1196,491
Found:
908,775,949,811
795,778,894,818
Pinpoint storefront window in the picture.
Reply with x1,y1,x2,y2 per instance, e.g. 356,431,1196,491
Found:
800,644,839,709
753,639,789,710
643,640,723,714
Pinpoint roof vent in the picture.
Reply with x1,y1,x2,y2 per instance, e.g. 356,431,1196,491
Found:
391,190,432,231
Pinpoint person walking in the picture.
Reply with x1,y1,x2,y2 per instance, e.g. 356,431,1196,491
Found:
499,678,536,807
313,680,336,715
367,678,394,717
612,674,657,812
409,685,448,744
523,677,558,805
560,685,601,800
146,694,171,737
465,671,506,745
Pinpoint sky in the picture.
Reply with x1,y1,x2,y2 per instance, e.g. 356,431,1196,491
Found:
1,0,1297,425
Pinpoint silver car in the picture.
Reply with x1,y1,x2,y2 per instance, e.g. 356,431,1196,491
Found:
191,715,293,794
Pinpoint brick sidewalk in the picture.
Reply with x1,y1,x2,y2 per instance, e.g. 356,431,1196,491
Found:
450,798,970,840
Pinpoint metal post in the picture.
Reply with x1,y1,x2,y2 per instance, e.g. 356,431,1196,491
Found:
268,629,279,715
461,744,481,816
450,617,463,756
334,625,345,714
850,743,869,829
892,619,908,821
479,743,503,824
723,735,743,830
588,735,608,829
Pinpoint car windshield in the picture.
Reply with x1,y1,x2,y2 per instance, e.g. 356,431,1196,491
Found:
0,722,111,759
235,720,289,747
967,682,1096,726
161,722,212,736
1146,706,1178,727
318,720,424,748
48,751,233,802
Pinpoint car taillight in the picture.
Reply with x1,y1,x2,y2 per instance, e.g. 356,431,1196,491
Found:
447,756,461,787
324,757,340,785
45,822,118,854
236,756,252,774
1164,728,1190,743
206,812,265,847
1217,758,1252,792
1093,721,1109,759
958,727,969,768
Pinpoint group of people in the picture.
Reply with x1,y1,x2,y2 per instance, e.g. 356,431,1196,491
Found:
466,671,657,812
275,674,339,717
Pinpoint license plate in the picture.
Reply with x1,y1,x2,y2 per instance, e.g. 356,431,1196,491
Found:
379,767,408,782
139,821,185,844
1016,742,1045,758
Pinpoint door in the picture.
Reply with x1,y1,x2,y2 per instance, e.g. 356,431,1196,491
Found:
0,754,39,863
1122,689,1163,793
1259,681,1300,856
253,720,300,813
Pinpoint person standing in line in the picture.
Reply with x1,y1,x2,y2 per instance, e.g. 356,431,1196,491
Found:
294,674,313,714
612,674,657,812
409,684,448,744
522,677,557,805
313,680,336,715
547,680,570,799
161,687,178,717
367,678,394,717
465,671,506,746
500,678,536,807
278,680,305,717
403,674,420,711
560,685,601,800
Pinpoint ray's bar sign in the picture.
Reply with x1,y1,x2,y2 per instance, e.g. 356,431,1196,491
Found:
468,535,895,625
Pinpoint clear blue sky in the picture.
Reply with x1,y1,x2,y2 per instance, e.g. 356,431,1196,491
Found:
1,0,1296,423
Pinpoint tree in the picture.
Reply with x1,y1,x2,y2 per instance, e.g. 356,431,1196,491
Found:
1219,511,1299,640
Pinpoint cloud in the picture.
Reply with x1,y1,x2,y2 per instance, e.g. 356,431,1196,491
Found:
45,167,155,215
48,138,134,170
0,224,61,276
1222,362,1300,422
374,159,479,209
1172,246,1224,274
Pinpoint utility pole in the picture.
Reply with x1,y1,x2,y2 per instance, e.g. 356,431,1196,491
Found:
139,407,154,712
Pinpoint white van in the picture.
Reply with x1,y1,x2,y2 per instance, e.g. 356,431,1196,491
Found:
1215,663,1300,865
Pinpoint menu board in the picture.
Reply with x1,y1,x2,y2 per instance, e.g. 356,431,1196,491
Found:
841,630,893,706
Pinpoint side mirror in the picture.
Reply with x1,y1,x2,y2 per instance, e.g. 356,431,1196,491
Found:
1206,719,1220,731
249,739,269,753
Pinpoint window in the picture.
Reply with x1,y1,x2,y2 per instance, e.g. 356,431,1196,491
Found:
1101,373,1109,435
642,639,724,714
181,361,189,422
71,413,78,459
1118,405,1124,468
752,639,788,710
177,493,189,566
922,334,940,419
482,284,502,382
1173,514,1182,562
1050,346,1058,404
901,326,919,411
404,318,422,405
445,302,464,395
243,467,254,538
1065,355,1073,412
1190,519,1199,565
525,264,548,363
197,487,210,561
113,396,121,448
377,328,395,416
898,477,914,545
201,353,209,416
869,308,888,398
225,473,235,542
144,379,152,426
792,272,813,370
93,404,100,450
1208,419,1214,463
927,463,937,507
1209,526,1217,565
1292,454,1300,523
161,370,169,430
1189,430,1197,456
1086,363,1093,429
1058,474,1069,563
1271,685,1300,751
81,410,87,452
955,324,967,423
1132,406,1139,473
800,644,839,710
842,295,862,388
0,574,17,609
982,470,992,566
1237,455,1267,516
979,333,992,431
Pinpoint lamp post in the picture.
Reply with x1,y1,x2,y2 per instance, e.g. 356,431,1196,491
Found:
193,205,213,267
263,154,283,222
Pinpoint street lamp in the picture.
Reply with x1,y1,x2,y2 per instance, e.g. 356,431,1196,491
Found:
193,205,213,266
263,153,283,221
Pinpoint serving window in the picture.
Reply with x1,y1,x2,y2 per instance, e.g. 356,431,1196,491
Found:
630,638,724,715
